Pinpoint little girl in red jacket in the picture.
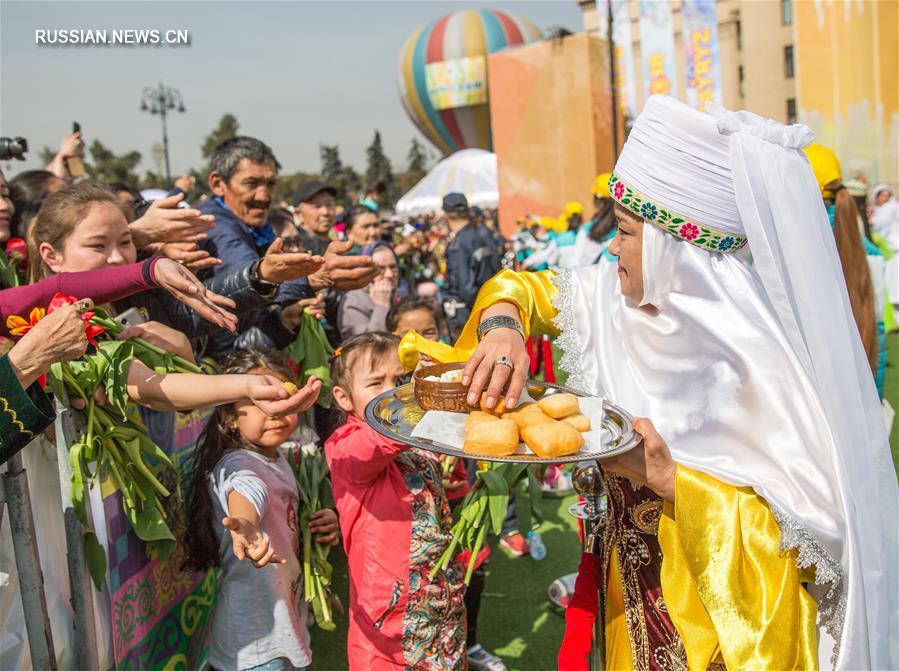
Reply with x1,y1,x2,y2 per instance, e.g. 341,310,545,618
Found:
324,333,466,671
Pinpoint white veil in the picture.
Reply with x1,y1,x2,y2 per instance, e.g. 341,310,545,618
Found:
552,96,897,668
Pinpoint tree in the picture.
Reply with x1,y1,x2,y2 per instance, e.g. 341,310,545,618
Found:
84,140,142,186
275,171,323,205
407,137,428,174
319,144,361,204
202,114,240,158
396,137,430,197
364,130,395,206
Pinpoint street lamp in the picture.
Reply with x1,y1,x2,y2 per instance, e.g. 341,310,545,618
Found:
139,82,186,183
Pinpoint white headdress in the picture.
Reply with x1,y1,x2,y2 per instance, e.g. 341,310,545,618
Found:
554,95,897,668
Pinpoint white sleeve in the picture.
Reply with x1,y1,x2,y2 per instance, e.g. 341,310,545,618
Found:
211,460,268,519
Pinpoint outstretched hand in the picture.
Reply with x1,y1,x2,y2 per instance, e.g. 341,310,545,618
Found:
151,258,238,332
246,375,322,418
222,516,284,567
308,240,378,291
259,238,325,284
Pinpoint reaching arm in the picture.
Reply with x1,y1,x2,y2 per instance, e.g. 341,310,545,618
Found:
124,361,321,414
399,268,559,409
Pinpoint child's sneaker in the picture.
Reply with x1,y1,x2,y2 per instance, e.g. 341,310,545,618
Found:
499,531,529,557
467,644,508,671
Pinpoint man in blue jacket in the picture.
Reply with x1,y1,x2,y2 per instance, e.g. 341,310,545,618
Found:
199,136,377,358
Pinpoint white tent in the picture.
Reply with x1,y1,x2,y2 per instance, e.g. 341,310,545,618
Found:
396,148,498,215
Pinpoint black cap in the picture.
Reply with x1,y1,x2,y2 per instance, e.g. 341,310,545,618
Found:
293,180,337,206
442,192,469,212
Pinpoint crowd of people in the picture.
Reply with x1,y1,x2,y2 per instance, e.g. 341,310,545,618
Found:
0,94,897,671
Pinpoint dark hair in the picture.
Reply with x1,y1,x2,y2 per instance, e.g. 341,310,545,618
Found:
28,183,133,281
588,198,617,244
346,204,377,231
209,136,281,183
266,207,297,238
366,181,387,196
329,333,400,411
386,296,436,333
182,348,293,572
8,170,63,237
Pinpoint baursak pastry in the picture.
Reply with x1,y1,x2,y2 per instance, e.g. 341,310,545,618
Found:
561,413,591,432
537,393,580,419
521,421,584,458
464,418,520,456
466,411,499,432
504,407,556,431
479,392,511,417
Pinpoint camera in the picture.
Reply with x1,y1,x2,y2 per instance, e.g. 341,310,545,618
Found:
0,137,28,161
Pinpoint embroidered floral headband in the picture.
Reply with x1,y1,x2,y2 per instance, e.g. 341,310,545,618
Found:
608,173,748,254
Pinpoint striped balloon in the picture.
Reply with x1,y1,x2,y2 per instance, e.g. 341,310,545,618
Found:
398,9,541,155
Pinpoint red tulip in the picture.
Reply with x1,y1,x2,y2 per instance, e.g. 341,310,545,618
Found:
4,238,27,267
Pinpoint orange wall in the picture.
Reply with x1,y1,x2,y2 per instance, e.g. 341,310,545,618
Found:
488,34,623,237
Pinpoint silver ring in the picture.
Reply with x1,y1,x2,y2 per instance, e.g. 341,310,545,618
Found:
494,356,514,370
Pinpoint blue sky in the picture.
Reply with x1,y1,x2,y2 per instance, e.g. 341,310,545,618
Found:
1,1,583,178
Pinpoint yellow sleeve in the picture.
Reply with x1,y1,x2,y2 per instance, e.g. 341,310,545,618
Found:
658,465,819,670
398,269,559,370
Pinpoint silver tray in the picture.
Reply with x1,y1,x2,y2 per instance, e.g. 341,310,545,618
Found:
364,380,640,464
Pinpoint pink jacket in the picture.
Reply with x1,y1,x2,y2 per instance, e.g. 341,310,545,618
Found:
325,415,465,671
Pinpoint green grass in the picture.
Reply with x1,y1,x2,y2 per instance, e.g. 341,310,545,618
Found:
885,332,899,476
309,334,899,670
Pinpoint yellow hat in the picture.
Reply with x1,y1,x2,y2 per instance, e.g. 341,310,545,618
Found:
803,144,842,195
538,215,555,230
592,172,612,198
554,215,569,233
564,201,584,217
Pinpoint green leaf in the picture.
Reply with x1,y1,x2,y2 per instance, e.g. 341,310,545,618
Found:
83,531,107,591
129,497,175,542
487,492,509,536
516,480,532,535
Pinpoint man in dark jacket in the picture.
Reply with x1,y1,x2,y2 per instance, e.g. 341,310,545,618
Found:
199,137,377,358
292,181,337,257
442,193,502,339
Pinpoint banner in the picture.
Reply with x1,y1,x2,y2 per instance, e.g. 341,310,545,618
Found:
425,56,487,111
102,408,216,670
637,0,677,100
608,0,637,122
681,0,722,109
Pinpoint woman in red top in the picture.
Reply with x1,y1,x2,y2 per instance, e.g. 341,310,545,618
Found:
325,333,465,671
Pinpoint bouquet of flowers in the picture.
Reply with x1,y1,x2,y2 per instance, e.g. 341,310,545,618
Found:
8,293,203,588
287,443,342,630
431,462,544,583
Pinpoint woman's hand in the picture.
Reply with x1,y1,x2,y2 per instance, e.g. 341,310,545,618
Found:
368,277,394,308
129,193,215,249
222,516,284,567
309,508,340,546
118,321,196,363
159,241,221,272
246,375,322,418
151,258,238,332
462,303,529,410
600,418,677,502
8,300,91,388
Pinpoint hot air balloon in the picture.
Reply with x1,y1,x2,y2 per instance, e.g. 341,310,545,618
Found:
398,9,542,155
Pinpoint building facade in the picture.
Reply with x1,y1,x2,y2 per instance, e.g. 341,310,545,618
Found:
577,0,897,183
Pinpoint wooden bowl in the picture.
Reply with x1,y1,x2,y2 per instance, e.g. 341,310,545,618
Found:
413,362,471,413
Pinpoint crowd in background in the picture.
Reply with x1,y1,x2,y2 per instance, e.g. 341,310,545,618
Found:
0,125,897,671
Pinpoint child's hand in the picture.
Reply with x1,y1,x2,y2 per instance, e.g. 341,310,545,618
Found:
309,509,340,546
222,516,286,568
246,375,322,418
